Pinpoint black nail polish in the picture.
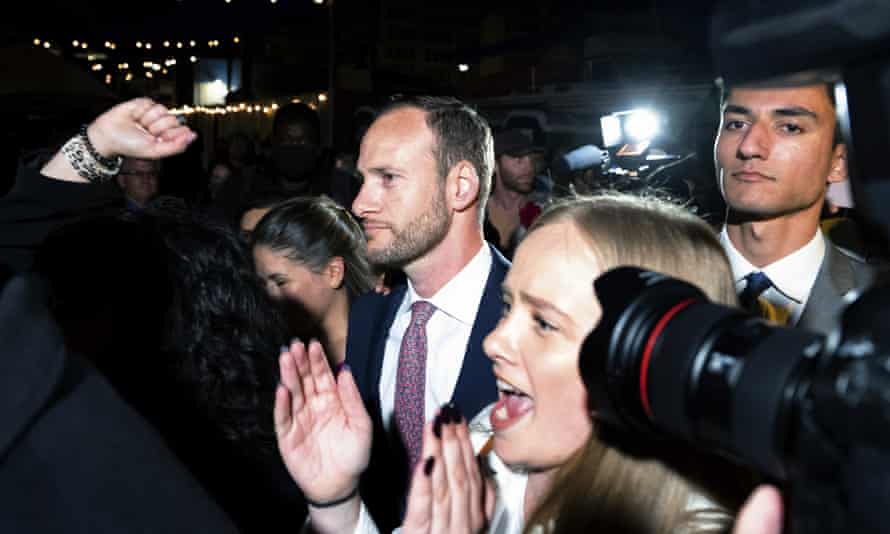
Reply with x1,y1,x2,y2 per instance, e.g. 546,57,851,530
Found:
433,413,444,438
424,456,435,476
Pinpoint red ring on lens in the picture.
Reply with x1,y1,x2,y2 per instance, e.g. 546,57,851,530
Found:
640,298,696,420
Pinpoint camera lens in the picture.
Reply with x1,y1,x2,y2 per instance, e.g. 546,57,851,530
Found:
581,266,825,479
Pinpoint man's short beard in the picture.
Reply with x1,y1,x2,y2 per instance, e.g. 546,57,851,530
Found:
367,186,450,268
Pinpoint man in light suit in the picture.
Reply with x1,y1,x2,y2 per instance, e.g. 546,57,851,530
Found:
715,77,872,334
276,95,505,532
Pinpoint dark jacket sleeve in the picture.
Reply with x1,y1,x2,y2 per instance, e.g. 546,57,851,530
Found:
0,275,241,534
0,164,122,272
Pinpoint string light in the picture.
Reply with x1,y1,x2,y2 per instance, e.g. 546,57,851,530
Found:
190,56,198,63
189,40,196,47
33,38,41,46
81,42,88,49
145,42,152,49
176,41,183,48
163,40,170,47
72,40,79,47
136,41,143,48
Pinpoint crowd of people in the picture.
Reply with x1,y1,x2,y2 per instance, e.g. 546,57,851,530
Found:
0,59,880,533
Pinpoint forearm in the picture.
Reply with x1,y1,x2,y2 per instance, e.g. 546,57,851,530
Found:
40,124,118,184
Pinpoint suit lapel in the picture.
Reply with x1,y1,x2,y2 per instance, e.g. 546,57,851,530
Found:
798,243,854,334
449,246,507,418
368,285,406,416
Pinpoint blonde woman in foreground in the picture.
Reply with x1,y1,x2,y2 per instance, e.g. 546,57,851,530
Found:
275,193,753,533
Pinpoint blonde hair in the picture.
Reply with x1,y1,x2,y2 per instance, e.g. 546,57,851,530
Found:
524,192,742,534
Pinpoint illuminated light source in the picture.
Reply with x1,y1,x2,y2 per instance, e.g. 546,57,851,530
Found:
176,41,183,48
457,63,469,72
136,41,143,48
81,42,88,49
162,68,168,75
91,64,103,71
271,103,279,110
125,72,133,81
291,98,301,104
271,0,277,3
104,41,112,48
105,74,112,84
145,71,153,79
239,103,246,109
623,109,660,143
190,56,198,63
151,63,161,71
43,42,51,49
143,61,153,67
202,79,229,104
163,40,170,47
145,42,152,49
33,38,41,46
233,36,240,44
600,108,661,147
313,0,325,4
72,40,79,47
87,54,97,61
318,92,328,102
189,40,196,47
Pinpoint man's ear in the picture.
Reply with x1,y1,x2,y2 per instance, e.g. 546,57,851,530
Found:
827,143,847,184
325,256,345,290
447,160,480,213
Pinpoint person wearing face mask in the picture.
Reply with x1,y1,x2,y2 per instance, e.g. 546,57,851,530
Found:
273,192,756,534
211,103,339,223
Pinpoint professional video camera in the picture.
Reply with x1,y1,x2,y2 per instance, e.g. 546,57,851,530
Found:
551,109,696,202
578,1,890,533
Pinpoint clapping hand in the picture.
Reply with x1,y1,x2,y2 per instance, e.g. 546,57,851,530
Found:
402,404,495,534
274,339,372,506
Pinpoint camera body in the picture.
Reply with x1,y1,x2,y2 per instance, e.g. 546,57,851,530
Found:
582,266,890,533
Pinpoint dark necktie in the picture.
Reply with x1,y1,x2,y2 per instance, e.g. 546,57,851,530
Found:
394,301,437,471
738,271,773,311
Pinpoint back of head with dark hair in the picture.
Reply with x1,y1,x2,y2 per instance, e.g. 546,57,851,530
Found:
251,195,374,298
378,95,494,219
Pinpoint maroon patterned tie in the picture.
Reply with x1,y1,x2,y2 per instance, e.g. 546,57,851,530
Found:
395,300,437,471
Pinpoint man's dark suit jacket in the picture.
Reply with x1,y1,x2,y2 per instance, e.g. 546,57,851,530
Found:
346,244,508,530
0,275,239,534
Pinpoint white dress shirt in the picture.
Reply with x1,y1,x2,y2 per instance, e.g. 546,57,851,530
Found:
720,227,825,325
379,243,493,430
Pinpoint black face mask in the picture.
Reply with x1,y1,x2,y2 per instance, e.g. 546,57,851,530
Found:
269,145,321,181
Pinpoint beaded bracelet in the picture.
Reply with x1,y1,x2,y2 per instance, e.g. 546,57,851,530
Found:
79,124,121,169
61,134,122,183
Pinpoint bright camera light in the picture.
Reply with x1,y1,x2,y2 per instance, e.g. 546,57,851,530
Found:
624,109,659,142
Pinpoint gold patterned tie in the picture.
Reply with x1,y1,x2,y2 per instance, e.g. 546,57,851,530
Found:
754,297,792,326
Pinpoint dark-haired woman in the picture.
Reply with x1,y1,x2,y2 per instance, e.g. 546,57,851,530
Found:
252,195,374,366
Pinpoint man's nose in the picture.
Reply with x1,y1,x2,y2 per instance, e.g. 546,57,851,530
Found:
737,122,770,160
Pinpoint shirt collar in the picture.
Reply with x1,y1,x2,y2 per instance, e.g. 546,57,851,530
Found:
402,244,492,325
720,227,825,304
